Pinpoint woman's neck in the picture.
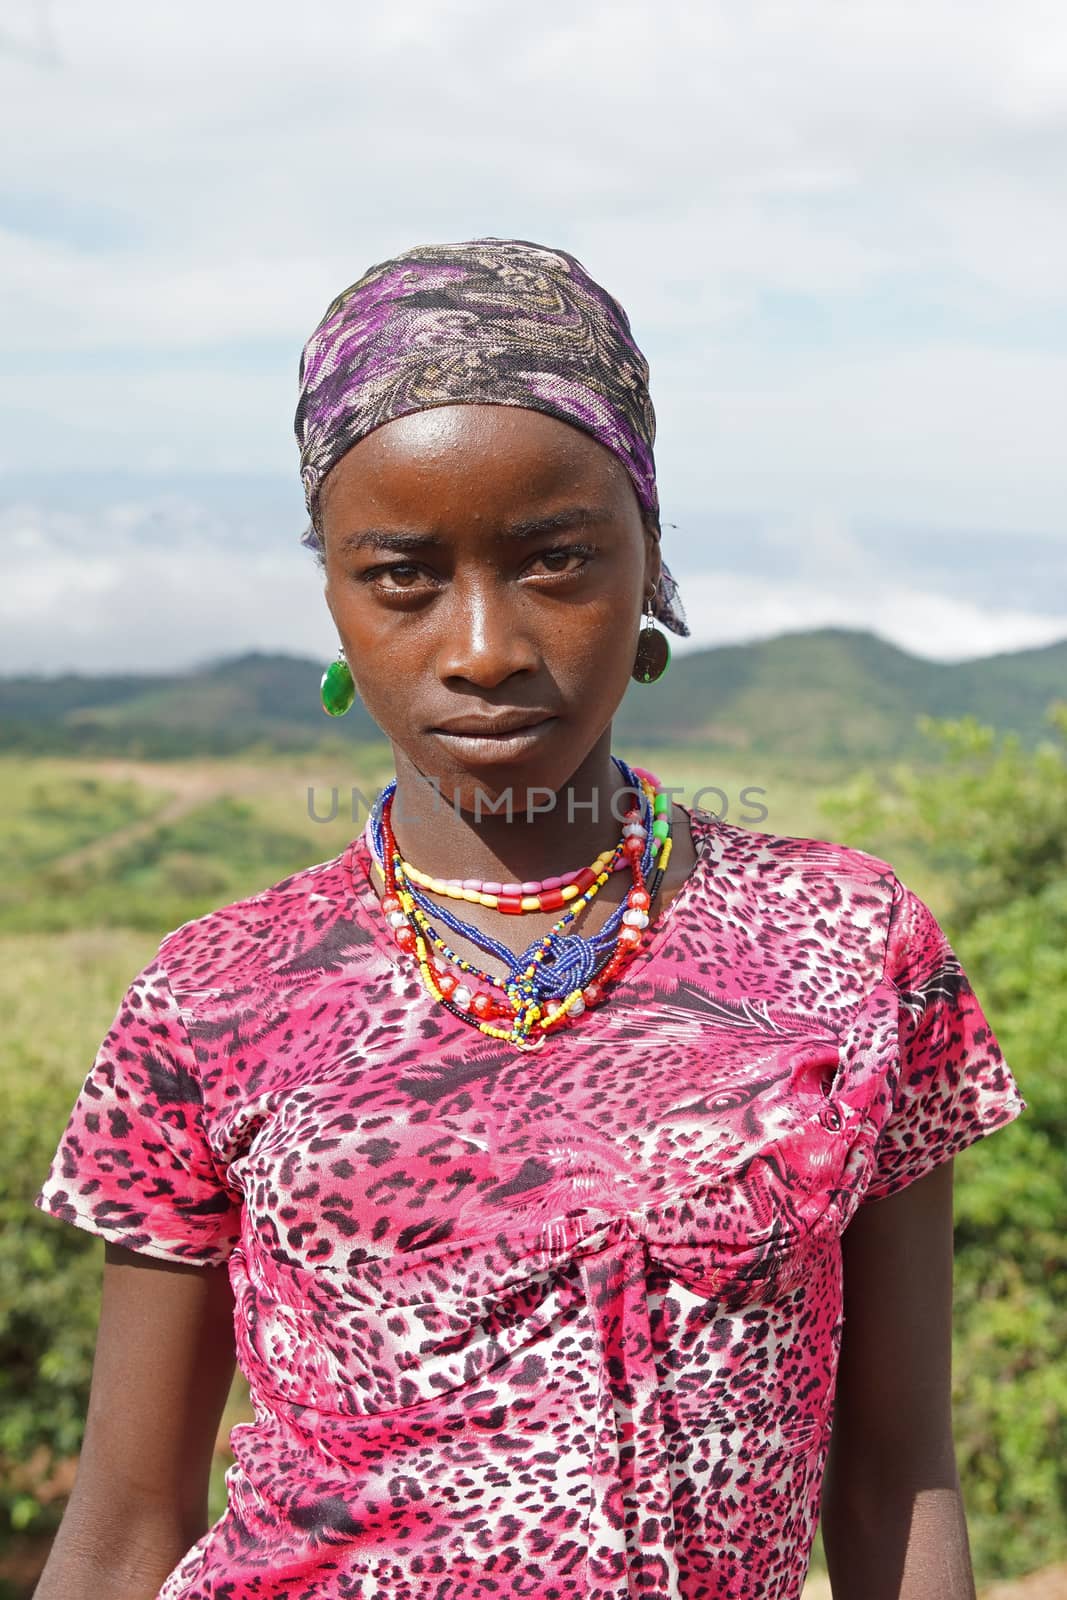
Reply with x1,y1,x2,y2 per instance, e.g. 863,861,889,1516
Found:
384,738,641,883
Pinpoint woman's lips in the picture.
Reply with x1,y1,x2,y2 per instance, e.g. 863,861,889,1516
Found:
429,716,558,763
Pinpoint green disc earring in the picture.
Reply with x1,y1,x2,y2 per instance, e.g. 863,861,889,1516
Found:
320,645,356,716
631,594,671,684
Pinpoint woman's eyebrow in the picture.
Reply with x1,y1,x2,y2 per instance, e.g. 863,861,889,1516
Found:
336,529,439,555
336,507,611,555
501,506,611,539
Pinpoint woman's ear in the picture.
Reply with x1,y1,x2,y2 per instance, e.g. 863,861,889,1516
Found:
643,516,664,600
322,559,340,630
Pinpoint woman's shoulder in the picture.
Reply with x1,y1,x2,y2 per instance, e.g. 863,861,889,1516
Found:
687,805,899,887
684,807,902,968
154,845,358,995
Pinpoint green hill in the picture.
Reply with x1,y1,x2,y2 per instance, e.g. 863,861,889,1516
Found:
614,628,1067,761
1,628,1063,764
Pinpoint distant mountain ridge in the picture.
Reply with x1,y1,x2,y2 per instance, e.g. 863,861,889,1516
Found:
1,627,1064,765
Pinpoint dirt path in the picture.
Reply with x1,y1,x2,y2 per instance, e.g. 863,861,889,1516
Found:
43,755,386,877
45,758,274,874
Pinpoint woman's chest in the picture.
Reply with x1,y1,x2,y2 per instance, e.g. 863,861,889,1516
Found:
196,957,869,1289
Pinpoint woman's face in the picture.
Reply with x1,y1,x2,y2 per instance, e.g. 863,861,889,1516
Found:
319,404,660,808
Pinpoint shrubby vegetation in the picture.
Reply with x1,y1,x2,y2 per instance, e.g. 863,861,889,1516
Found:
3,794,313,937
0,772,164,882
1,721,1063,1591
819,702,1067,1577
1,930,156,1567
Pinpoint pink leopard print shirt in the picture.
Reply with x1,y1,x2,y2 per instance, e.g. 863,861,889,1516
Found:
36,808,1026,1599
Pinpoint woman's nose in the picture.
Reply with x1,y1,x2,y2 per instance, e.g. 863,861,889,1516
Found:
434,581,541,688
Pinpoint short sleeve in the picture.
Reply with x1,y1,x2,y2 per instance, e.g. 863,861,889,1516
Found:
862,876,1028,1205
33,953,242,1265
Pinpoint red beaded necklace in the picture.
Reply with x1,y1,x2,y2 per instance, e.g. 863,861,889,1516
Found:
370,776,673,1051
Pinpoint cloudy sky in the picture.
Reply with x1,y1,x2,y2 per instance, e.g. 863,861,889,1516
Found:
2,0,1065,672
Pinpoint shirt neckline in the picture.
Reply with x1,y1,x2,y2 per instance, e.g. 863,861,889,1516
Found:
342,804,720,1028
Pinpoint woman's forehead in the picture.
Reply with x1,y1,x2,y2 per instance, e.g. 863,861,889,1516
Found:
321,405,640,524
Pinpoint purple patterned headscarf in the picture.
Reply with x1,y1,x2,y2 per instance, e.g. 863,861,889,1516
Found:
294,238,688,636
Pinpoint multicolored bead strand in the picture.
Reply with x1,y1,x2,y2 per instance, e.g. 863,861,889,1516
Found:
396,844,633,901
396,844,622,910
374,771,659,977
378,794,635,1021
367,768,661,999
365,757,672,1049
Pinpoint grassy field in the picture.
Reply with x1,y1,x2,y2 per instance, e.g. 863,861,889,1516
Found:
0,743,969,1590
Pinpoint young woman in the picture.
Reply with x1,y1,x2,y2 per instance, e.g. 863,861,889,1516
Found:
33,239,1026,1600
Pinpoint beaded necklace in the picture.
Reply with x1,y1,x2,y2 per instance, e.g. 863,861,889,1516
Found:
365,757,674,1050
372,778,653,999
397,843,625,907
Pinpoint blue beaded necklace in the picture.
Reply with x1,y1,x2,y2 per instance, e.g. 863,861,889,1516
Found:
366,755,657,1007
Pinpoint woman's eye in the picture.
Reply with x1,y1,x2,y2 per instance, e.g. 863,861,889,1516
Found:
529,545,596,576
360,545,596,595
366,563,430,591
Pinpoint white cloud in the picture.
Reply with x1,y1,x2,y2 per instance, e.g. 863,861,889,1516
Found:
4,496,1063,675
0,498,326,673
676,566,1067,665
667,507,1067,662
0,229,326,351
0,0,1064,539
0,369,295,476
655,341,1067,534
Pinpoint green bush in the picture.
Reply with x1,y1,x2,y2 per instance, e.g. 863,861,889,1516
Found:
1,795,314,936
0,769,166,881
0,930,156,1545
819,700,1067,1577
0,1074,101,1536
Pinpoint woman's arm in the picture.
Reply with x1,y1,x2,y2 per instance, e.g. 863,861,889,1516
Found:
33,1241,237,1600
820,1158,977,1600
